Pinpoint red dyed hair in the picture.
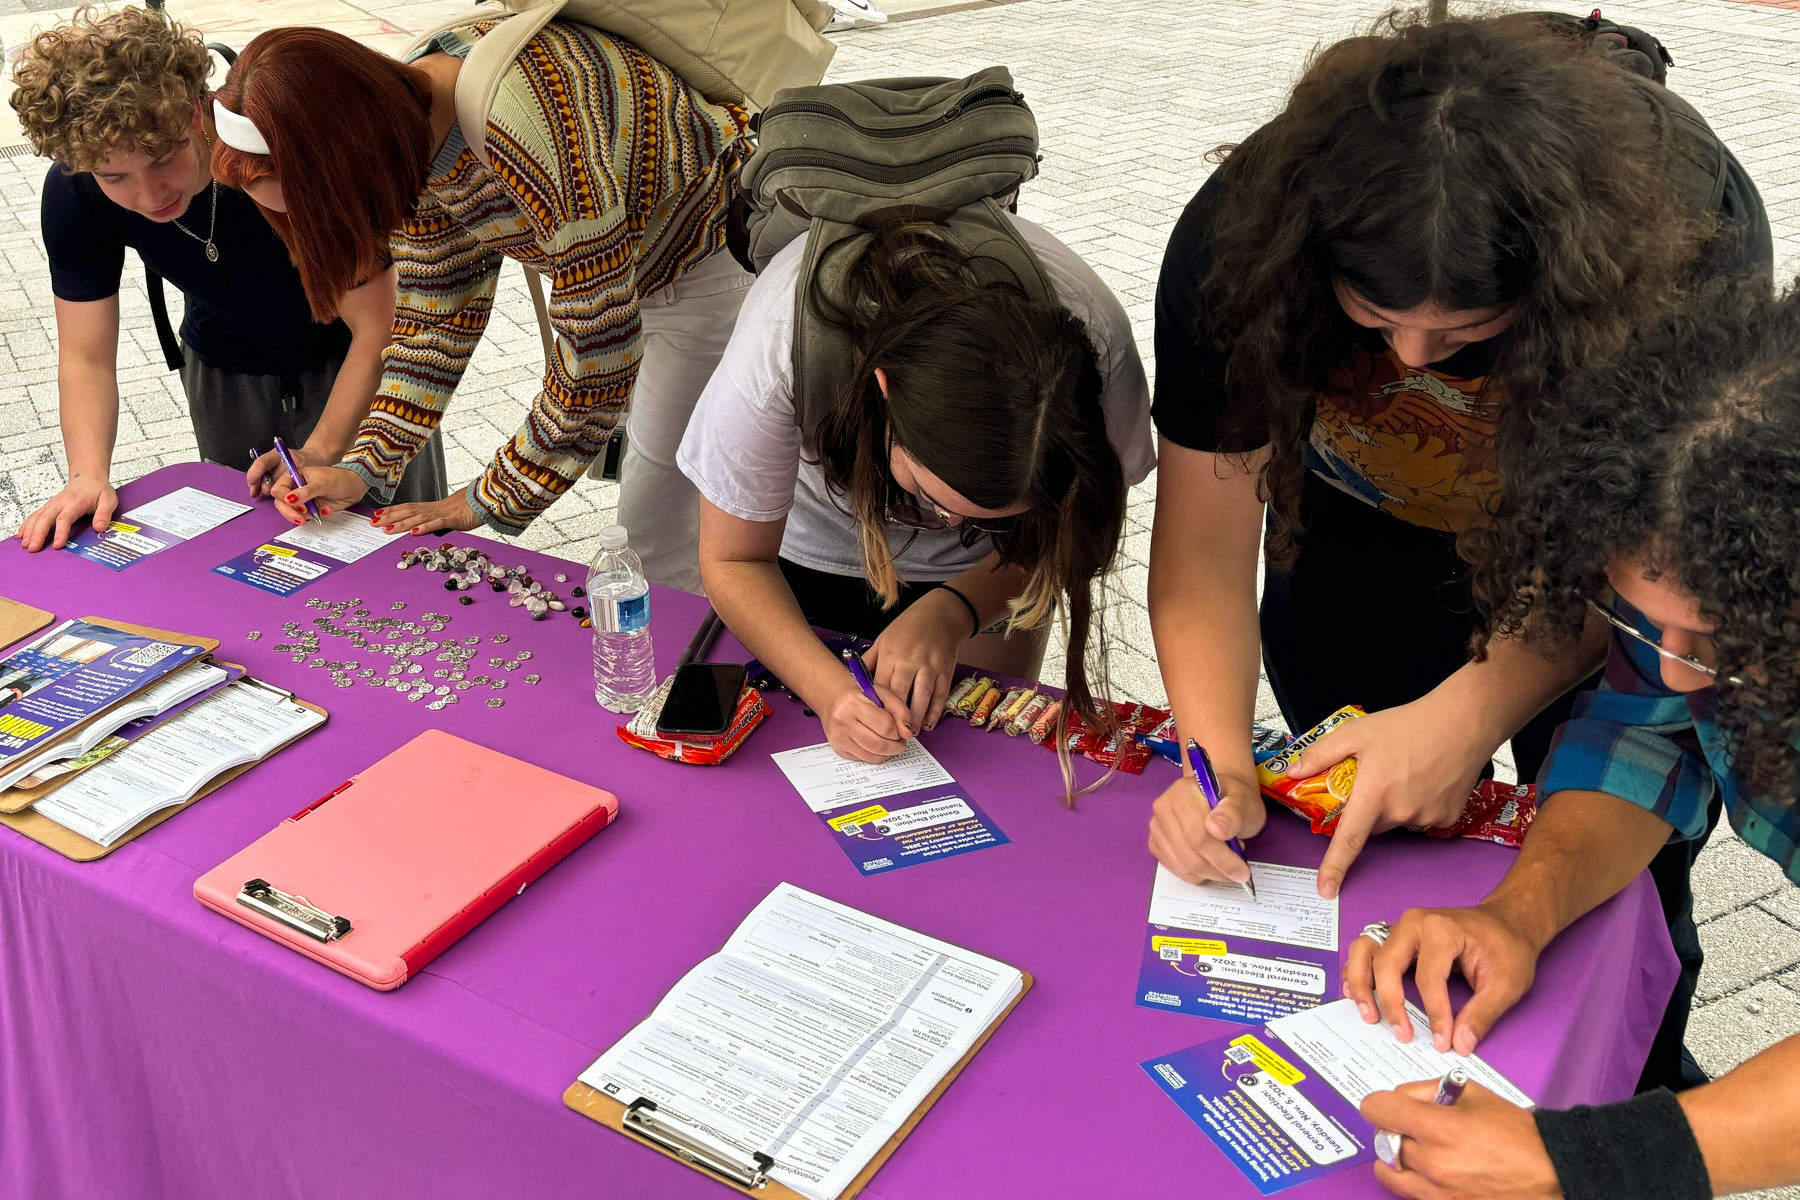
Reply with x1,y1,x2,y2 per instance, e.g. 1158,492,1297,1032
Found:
212,27,433,322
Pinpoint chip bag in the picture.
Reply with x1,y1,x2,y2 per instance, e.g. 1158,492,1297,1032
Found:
1251,705,1366,833
617,677,769,765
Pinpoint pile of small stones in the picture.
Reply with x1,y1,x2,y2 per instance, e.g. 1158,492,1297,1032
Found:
396,544,590,626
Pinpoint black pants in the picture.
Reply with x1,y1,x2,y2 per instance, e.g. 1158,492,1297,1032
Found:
779,558,933,640
179,342,448,506
1262,474,1708,1090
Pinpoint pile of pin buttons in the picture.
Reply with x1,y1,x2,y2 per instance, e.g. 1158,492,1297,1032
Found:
395,544,591,626
247,594,542,710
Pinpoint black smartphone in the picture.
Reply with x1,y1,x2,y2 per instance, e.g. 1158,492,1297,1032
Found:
655,661,748,738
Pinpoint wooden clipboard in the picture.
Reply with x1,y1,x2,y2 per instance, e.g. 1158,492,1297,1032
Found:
562,970,1033,1200
0,675,326,862
0,597,53,654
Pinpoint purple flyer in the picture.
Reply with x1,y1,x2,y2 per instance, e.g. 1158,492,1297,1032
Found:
65,486,251,570
0,619,208,769
772,738,1010,875
1142,1028,1372,1194
1135,863,1339,1025
212,511,400,597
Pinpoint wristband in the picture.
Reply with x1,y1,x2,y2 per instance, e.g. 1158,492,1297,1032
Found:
930,583,982,639
1533,1088,1710,1200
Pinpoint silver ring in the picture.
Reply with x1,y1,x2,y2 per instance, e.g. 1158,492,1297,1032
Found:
1373,1127,1403,1169
1360,921,1393,946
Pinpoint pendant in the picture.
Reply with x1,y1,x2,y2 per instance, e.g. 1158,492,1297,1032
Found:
205,243,218,263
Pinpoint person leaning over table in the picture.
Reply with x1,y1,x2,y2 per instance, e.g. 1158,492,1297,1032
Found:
1142,11,1769,1093
1341,279,1800,1200
677,221,1154,766
205,20,755,589
8,6,445,552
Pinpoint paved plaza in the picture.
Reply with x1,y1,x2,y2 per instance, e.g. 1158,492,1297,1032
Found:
3,1,1800,1180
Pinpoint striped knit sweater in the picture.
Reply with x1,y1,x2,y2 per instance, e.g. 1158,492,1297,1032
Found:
338,20,751,532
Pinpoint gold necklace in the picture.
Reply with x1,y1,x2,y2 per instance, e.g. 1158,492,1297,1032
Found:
170,127,219,262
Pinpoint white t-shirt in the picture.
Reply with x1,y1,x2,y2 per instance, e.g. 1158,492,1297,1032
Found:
677,217,1155,581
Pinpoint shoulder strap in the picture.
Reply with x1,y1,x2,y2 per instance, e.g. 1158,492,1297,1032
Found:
404,2,565,171
144,266,185,372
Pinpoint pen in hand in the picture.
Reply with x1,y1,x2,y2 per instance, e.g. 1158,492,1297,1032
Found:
1184,738,1257,900
270,436,322,524
841,648,911,737
1373,1068,1467,1169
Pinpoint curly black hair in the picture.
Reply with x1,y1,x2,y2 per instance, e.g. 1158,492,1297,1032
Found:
1472,278,1798,802
1200,10,1716,567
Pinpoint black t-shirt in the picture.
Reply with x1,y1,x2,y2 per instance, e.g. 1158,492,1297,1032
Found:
42,166,350,376
1152,104,1773,536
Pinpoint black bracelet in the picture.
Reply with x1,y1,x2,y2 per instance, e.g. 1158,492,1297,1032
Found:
931,583,982,639
1534,1088,1711,1200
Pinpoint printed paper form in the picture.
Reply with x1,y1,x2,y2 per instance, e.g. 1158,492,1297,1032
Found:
579,883,1023,1200
1151,863,1340,951
122,487,251,539
771,739,954,813
1267,999,1533,1108
273,510,401,563
34,681,322,846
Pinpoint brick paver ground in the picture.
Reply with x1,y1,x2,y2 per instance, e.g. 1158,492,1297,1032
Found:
3,4,1799,1188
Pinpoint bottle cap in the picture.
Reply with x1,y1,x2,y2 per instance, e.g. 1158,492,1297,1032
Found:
598,524,628,550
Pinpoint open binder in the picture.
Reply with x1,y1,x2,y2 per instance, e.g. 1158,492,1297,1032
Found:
0,670,325,861
564,884,1033,1200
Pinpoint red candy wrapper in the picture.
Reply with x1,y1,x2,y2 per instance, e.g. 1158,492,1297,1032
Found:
616,681,769,765
1422,780,1538,847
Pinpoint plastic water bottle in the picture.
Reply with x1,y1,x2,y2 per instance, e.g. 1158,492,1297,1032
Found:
589,525,656,712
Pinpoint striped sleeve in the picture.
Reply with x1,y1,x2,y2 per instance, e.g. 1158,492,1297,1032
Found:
341,195,502,503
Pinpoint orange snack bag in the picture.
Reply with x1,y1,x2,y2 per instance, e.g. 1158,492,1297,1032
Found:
1253,705,1366,833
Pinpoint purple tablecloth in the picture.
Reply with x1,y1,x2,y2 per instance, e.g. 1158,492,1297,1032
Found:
0,464,1676,1199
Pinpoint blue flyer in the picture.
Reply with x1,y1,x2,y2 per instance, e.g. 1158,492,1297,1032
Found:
212,511,400,596
1143,999,1535,1195
65,487,251,570
0,619,208,769
1135,863,1339,1025
771,738,1009,875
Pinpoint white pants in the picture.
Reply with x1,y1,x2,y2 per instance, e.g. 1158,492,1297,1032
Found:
607,247,753,593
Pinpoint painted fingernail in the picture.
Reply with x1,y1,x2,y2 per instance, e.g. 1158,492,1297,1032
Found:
320,507,331,516
412,527,422,534
286,494,297,502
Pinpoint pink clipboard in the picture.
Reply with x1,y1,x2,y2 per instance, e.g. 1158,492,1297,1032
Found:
194,730,617,990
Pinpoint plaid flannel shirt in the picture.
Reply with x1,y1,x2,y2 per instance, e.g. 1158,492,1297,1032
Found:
1538,596,1799,886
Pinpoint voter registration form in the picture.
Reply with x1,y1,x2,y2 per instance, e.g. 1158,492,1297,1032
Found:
579,883,1024,1200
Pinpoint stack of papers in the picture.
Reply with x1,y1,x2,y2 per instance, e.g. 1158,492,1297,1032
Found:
0,660,230,791
580,883,1023,1200
33,681,324,847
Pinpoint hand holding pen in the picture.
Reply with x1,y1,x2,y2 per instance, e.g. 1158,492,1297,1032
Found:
818,645,911,764
1183,739,1257,899
1361,1068,1554,1195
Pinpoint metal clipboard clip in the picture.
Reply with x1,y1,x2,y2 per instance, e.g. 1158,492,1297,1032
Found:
623,1098,774,1190
237,878,351,942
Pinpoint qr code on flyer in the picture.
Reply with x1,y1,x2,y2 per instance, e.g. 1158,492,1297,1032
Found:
1224,1044,1255,1065
119,642,181,668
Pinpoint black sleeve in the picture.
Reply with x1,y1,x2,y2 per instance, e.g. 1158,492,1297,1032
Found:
40,167,127,304
1150,170,1269,454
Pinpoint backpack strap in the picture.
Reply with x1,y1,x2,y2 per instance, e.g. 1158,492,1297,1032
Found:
144,266,185,372
791,199,1058,437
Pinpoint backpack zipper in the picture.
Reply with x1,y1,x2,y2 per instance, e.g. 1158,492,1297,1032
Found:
756,137,1038,185
760,86,1023,137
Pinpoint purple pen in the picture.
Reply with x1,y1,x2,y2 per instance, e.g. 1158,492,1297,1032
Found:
841,647,882,706
271,436,322,524
1374,1068,1467,1168
1184,738,1257,900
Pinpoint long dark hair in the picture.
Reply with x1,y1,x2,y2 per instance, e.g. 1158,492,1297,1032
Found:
1474,278,1795,801
1202,11,1710,566
808,225,1128,732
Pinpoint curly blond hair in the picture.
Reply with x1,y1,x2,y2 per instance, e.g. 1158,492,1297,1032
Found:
10,6,212,172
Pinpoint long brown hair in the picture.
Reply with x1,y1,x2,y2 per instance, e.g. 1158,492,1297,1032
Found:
808,225,1128,734
212,27,433,321
1201,11,1709,568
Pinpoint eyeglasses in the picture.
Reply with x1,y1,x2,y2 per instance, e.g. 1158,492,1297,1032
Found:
883,484,1020,537
1586,596,1744,685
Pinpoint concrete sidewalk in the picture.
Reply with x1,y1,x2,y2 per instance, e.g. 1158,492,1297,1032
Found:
2,4,1798,1188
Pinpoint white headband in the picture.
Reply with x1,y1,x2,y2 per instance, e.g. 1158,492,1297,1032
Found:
212,98,270,155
